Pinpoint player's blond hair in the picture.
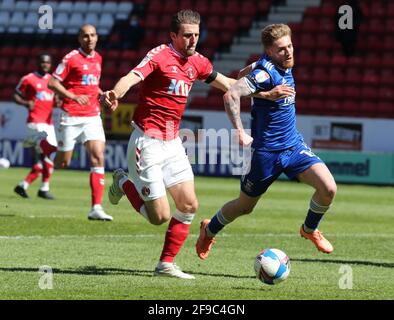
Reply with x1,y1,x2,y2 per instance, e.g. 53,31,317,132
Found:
171,10,200,34
261,24,292,48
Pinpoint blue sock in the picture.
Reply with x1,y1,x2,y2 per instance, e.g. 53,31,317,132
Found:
207,210,230,236
304,209,324,232
304,199,331,232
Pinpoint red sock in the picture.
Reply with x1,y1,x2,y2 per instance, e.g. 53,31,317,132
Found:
160,216,192,263
39,140,57,157
90,168,105,206
122,180,144,213
25,162,42,184
42,158,54,183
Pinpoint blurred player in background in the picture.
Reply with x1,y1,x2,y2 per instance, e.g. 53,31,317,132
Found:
100,10,281,279
13,54,57,200
26,24,112,221
196,24,337,260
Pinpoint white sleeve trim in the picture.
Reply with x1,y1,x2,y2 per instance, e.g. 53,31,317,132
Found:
131,70,144,80
243,77,256,94
52,74,64,82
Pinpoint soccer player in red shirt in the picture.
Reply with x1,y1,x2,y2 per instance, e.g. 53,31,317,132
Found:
100,10,279,279
28,25,112,221
13,54,57,200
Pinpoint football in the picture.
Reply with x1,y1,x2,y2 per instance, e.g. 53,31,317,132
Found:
254,248,291,285
0,158,10,169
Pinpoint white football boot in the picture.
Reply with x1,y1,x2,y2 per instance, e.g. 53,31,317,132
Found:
88,204,113,221
154,262,195,279
108,168,128,205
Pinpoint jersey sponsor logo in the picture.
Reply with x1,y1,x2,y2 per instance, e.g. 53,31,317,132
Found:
36,91,54,101
282,95,295,104
171,66,178,73
81,74,99,85
167,79,191,97
83,64,88,70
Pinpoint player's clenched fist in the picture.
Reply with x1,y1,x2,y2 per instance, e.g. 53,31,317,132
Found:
100,90,118,111
265,84,295,101
238,130,253,147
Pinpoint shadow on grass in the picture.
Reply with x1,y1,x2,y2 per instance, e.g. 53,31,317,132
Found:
0,266,255,279
0,266,153,277
292,258,394,268
0,257,392,279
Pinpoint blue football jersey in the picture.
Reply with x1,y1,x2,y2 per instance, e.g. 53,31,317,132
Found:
244,54,303,151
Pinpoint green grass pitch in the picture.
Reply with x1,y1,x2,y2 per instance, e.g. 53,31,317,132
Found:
0,168,393,300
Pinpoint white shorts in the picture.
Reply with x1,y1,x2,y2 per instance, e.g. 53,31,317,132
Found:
27,122,57,147
56,114,106,152
127,125,194,201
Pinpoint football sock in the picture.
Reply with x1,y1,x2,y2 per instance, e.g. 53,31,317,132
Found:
23,162,43,187
41,158,54,191
90,167,105,206
303,198,330,233
160,210,194,263
39,140,57,157
207,209,231,237
121,180,145,214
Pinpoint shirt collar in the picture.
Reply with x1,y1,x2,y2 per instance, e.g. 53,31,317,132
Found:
78,47,95,58
169,43,188,60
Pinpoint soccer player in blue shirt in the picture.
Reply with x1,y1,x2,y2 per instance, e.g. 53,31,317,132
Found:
196,24,337,259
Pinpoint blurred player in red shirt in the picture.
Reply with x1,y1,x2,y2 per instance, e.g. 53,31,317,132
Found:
100,10,278,278
27,25,112,221
13,54,57,200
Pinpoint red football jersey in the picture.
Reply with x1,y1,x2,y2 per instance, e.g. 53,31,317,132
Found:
15,72,54,124
132,44,213,140
52,48,102,117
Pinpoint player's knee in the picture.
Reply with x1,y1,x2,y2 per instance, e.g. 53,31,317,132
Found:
321,182,337,203
178,199,199,213
150,215,170,226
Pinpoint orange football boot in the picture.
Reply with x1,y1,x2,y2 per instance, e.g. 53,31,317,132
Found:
196,219,216,260
300,225,334,254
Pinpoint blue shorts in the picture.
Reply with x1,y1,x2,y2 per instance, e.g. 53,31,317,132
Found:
241,142,323,197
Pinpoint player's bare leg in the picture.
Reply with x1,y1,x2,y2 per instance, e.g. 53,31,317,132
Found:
54,150,73,169
85,140,113,221
154,180,197,279
297,163,337,253
196,191,260,260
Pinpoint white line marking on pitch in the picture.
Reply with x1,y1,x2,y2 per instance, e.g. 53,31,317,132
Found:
0,233,393,240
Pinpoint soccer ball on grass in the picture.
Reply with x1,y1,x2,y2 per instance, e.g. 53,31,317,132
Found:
254,248,290,285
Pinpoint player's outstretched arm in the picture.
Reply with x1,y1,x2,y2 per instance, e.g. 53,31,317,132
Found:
223,79,254,146
48,76,88,105
208,72,237,92
100,72,142,111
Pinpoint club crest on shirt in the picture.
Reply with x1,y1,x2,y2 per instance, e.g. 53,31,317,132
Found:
186,67,195,79
141,186,150,197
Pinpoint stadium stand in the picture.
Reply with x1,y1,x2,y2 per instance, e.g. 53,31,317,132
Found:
189,0,394,118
